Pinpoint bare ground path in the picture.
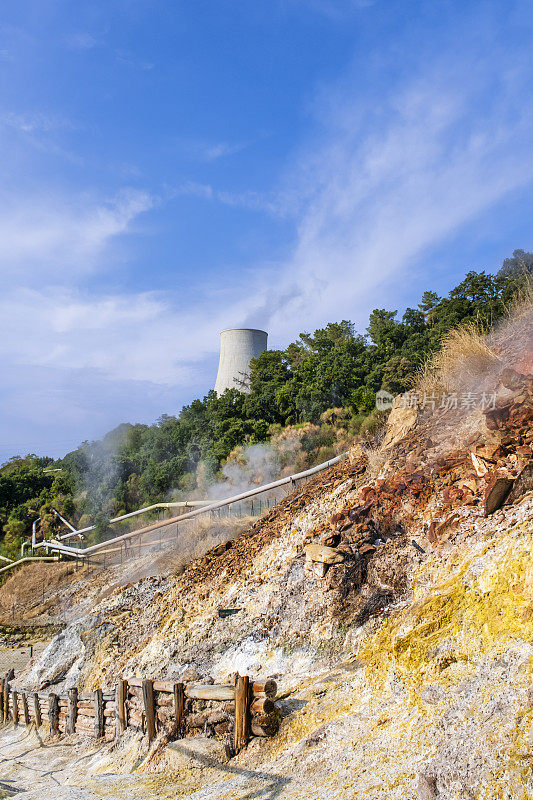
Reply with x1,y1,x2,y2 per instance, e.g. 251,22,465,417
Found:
0,726,181,799
0,726,293,800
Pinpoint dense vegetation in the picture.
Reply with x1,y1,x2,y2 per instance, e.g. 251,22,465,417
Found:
1,251,530,557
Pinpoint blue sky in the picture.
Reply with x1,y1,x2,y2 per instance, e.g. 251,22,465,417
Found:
1,0,533,462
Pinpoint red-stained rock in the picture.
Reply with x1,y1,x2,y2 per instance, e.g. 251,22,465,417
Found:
505,461,533,505
484,475,514,516
485,405,511,430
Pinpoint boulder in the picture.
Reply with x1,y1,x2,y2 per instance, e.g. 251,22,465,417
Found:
305,545,345,566
484,475,514,516
381,399,418,449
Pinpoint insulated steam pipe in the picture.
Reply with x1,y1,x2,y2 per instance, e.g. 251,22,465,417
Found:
31,517,41,550
41,452,346,559
52,508,77,532
57,501,210,541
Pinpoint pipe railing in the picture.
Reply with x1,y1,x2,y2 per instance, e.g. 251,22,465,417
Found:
57,501,210,540
36,452,346,561
0,556,60,576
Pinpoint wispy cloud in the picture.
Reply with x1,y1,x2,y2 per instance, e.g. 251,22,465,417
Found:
0,288,198,384
115,49,154,71
65,32,101,50
201,141,247,161
173,181,283,214
175,138,249,163
172,42,533,344
0,188,154,278
1,110,75,133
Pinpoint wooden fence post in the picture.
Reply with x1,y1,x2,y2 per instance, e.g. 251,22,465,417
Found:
21,692,30,727
33,693,42,728
49,693,59,735
66,687,78,735
142,679,156,743
12,691,19,725
3,680,8,723
115,679,127,736
173,682,184,737
234,674,250,754
93,688,104,738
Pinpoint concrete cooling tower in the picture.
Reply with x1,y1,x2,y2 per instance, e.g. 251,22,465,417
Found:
215,328,268,395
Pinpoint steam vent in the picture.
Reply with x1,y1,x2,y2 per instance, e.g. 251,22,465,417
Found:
214,328,268,395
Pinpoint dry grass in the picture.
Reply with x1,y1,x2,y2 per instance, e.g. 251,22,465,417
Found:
414,322,501,397
161,515,250,573
366,445,389,479
489,291,533,372
0,562,80,622
106,515,252,588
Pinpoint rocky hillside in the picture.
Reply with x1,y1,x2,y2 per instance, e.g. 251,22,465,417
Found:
3,306,533,800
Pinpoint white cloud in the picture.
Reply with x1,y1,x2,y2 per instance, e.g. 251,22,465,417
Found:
175,138,249,163
202,141,247,161
0,188,154,279
260,60,533,336
0,290,181,383
174,50,533,345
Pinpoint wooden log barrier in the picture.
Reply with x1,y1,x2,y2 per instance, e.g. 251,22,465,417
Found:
252,680,277,699
49,693,60,735
251,713,280,738
66,687,78,735
4,670,14,724
12,691,19,725
2,670,279,752
21,692,30,727
152,680,173,692
185,683,235,701
2,677,8,723
142,679,156,742
173,682,185,737
115,679,127,736
33,693,42,727
234,675,250,754
94,688,104,738
250,697,275,716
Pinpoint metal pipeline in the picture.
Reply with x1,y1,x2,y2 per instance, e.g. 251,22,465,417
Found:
52,508,77,532
39,452,346,559
31,517,41,550
57,501,210,541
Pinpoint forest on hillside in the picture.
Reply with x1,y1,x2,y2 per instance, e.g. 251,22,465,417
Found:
0,249,531,558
